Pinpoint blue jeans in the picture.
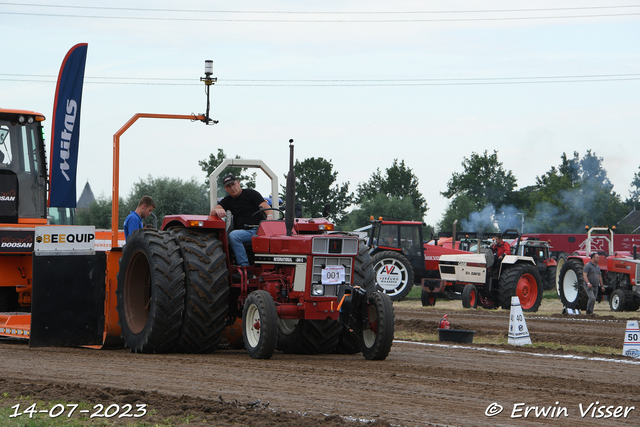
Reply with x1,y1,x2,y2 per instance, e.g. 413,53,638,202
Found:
228,228,257,266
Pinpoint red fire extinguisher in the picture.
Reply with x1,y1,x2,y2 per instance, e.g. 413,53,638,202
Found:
439,314,450,329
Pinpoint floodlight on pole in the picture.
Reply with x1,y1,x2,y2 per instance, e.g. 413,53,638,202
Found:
200,60,218,125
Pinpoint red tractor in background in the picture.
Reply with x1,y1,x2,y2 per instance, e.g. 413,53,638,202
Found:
366,219,476,304
558,227,640,312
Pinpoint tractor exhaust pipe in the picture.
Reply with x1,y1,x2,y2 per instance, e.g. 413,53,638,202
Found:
452,219,457,250
285,139,295,236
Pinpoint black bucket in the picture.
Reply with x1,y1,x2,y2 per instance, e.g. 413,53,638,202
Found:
438,328,475,344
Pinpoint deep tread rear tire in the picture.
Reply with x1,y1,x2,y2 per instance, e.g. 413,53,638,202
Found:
277,319,343,354
545,265,557,292
116,229,185,353
462,284,478,309
361,292,395,360
558,260,589,310
372,250,414,301
243,290,278,359
497,263,543,312
626,294,640,312
172,228,230,353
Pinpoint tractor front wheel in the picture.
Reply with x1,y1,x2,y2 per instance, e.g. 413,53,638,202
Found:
462,284,478,309
421,289,437,306
334,238,375,354
497,264,543,312
361,292,395,360
558,260,589,310
609,289,626,312
478,293,499,310
243,290,278,359
116,229,185,353
372,251,414,301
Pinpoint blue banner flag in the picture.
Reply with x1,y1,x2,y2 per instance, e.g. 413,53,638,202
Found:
48,43,88,208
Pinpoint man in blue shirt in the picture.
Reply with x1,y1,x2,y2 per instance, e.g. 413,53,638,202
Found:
124,196,155,241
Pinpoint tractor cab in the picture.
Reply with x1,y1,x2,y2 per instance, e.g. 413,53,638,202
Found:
368,219,426,280
0,109,48,224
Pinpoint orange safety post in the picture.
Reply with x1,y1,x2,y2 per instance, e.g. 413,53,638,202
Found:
110,113,205,248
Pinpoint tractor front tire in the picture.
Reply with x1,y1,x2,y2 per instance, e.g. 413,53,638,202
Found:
497,263,543,312
421,289,437,306
335,238,376,354
609,289,626,312
243,290,278,359
555,253,569,296
372,251,414,301
116,229,185,353
171,228,230,353
558,260,589,310
462,284,478,309
478,293,499,310
361,292,395,360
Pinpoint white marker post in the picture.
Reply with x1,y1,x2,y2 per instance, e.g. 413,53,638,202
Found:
508,296,532,346
622,320,640,359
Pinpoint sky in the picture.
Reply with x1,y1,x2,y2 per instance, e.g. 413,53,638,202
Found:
2,1,640,229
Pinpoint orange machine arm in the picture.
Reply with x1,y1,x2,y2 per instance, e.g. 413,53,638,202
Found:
111,113,205,248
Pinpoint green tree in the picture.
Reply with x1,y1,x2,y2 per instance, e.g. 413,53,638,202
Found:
282,157,353,222
523,151,626,233
76,197,127,229
441,150,517,210
124,175,210,226
629,166,640,204
355,159,427,218
199,148,257,194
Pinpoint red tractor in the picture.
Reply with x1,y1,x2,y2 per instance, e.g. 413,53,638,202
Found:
558,227,640,312
116,141,395,359
0,106,394,361
366,219,475,304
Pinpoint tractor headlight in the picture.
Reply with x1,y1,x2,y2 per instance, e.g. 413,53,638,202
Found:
311,284,324,296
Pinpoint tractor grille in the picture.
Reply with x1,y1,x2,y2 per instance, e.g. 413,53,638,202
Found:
312,236,358,255
312,256,353,293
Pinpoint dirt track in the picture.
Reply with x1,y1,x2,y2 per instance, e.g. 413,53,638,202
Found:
1,299,639,426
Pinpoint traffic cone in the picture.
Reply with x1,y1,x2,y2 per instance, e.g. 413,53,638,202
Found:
508,296,532,346
622,320,640,359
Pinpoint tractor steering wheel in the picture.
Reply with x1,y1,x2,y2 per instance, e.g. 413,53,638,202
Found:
249,207,285,224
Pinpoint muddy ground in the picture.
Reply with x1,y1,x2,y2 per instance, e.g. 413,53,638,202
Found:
1,296,639,427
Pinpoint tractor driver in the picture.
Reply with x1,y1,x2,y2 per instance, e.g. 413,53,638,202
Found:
492,235,511,261
210,174,272,266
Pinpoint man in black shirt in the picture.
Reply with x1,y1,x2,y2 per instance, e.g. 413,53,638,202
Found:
211,174,272,266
